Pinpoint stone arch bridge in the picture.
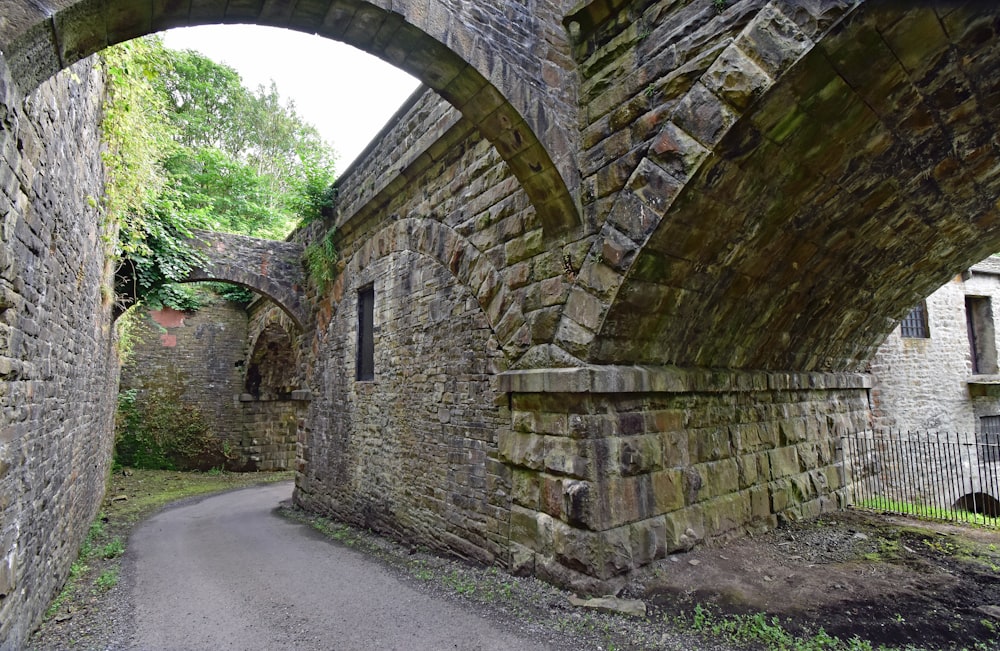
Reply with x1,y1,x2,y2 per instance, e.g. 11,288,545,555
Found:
4,1,1000,645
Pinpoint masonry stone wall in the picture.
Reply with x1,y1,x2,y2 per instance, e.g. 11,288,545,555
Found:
120,297,305,471
242,299,307,471
0,56,116,648
498,367,870,591
120,299,249,461
296,249,511,564
871,259,1000,436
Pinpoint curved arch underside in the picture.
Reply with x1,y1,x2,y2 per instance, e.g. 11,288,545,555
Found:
0,0,579,238
591,5,1000,372
184,230,310,329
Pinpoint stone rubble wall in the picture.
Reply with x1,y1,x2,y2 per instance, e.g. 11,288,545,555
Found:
119,297,305,472
119,300,249,462
296,248,511,565
238,398,301,472
0,55,117,649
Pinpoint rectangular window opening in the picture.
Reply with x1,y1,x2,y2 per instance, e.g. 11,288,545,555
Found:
966,295,998,375
357,285,374,381
980,416,1000,464
900,301,930,339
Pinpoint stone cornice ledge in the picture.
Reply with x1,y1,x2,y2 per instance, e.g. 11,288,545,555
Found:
497,366,873,394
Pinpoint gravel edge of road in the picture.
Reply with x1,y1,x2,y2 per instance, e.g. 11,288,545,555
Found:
275,503,734,651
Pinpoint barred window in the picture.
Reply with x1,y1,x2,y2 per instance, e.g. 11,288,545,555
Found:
900,301,930,338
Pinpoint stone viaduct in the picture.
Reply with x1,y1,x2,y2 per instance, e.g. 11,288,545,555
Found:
4,0,1000,645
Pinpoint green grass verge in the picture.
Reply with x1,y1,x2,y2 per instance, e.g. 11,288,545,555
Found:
856,496,999,527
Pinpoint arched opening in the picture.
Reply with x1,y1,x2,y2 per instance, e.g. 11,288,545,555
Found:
954,492,1000,518
0,0,579,238
564,3,1000,371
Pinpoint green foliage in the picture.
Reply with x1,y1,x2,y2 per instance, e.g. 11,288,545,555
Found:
684,603,932,651
101,538,125,560
95,568,119,591
101,37,337,312
202,282,256,305
857,495,999,527
304,227,339,292
113,304,143,365
115,386,226,471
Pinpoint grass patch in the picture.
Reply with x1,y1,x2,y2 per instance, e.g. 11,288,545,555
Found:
856,496,999,528
682,602,995,651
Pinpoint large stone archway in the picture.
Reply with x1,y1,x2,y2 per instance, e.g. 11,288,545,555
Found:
556,3,1000,372
0,0,580,238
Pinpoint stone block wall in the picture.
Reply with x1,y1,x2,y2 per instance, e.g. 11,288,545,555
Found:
0,56,117,648
238,397,302,471
498,367,870,593
121,299,249,454
296,249,511,564
120,296,304,471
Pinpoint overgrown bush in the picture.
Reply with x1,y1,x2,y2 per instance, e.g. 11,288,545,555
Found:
115,386,228,470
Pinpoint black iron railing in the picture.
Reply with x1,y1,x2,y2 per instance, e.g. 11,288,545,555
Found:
841,430,1000,527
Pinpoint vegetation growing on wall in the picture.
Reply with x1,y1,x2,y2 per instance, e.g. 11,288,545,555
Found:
115,387,230,470
304,226,340,293
100,36,337,312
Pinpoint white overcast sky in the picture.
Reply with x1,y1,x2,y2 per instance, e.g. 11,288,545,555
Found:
161,24,421,171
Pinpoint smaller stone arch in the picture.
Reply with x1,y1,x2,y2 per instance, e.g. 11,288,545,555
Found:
245,321,300,400
184,230,310,330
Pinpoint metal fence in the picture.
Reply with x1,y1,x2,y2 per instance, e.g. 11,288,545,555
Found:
841,430,1000,527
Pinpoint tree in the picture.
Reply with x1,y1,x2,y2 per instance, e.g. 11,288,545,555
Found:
101,36,338,310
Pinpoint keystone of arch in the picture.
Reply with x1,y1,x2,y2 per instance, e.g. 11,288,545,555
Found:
0,0,580,240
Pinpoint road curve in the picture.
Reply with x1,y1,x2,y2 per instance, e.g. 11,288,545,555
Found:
124,482,545,650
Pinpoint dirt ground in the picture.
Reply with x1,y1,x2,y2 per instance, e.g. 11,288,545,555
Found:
629,509,1000,649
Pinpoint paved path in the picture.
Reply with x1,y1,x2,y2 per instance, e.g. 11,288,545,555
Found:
124,482,544,650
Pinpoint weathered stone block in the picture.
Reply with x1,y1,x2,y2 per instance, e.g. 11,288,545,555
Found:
696,458,740,500
703,44,773,112
545,437,590,478
510,506,544,552
511,468,539,508
618,434,662,476
689,426,732,463
768,446,800,479
499,431,547,470
652,469,685,514
664,506,705,553
703,492,751,537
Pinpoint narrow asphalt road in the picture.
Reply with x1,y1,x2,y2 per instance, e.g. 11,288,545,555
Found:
124,482,546,650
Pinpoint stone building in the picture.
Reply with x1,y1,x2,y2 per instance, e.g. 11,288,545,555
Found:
870,256,1000,437
862,257,1000,514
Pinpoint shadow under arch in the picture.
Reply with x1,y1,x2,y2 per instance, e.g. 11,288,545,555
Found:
0,0,579,239
559,3,1000,371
